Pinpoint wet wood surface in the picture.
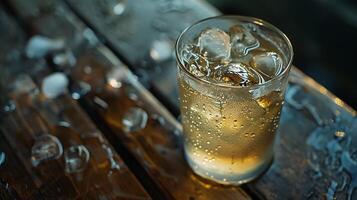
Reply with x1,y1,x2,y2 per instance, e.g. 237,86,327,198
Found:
0,0,356,200
0,5,149,199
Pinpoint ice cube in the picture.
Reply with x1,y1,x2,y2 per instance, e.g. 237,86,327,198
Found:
122,107,148,133
229,25,260,57
251,52,282,77
181,44,199,63
31,134,63,167
41,72,69,99
213,63,264,86
26,35,65,59
188,55,210,77
198,28,231,61
64,145,90,173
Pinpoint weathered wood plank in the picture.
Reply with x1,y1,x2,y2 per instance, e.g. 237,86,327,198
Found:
65,0,219,113
0,5,150,199
249,69,357,199
4,0,251,199
5,0,357,199
67,46,251,200
63,1,357,199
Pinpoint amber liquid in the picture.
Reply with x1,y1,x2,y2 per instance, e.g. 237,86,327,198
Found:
179,77,283,185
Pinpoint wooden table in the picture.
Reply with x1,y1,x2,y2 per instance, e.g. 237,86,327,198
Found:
0,0,356,199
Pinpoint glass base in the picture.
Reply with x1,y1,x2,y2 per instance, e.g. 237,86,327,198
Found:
184,150,273,186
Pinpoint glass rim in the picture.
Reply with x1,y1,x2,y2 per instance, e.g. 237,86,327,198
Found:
175,15,294,90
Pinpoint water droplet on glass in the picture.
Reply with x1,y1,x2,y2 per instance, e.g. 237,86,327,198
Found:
42,72,69,99
64,145,90,173
122,107,148,132
198,28,231,62
26,35,65,59
31,134,63,167
150,39,173,62
71,81,91,100
0,151,5,167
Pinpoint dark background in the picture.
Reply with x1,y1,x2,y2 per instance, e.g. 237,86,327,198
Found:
208,0,357,109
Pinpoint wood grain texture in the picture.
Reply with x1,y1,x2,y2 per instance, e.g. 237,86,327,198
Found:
62,0,357,199
2,0,357,199
0,5,150,199
67,48,251,200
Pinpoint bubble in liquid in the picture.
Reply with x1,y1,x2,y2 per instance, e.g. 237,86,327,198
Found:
122,107,148,133
64,145,90,173
31,134,63,167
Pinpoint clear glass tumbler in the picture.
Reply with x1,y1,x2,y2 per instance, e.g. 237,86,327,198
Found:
175,16,293,185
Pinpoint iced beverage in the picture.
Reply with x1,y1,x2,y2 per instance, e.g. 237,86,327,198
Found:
175,16,293,185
